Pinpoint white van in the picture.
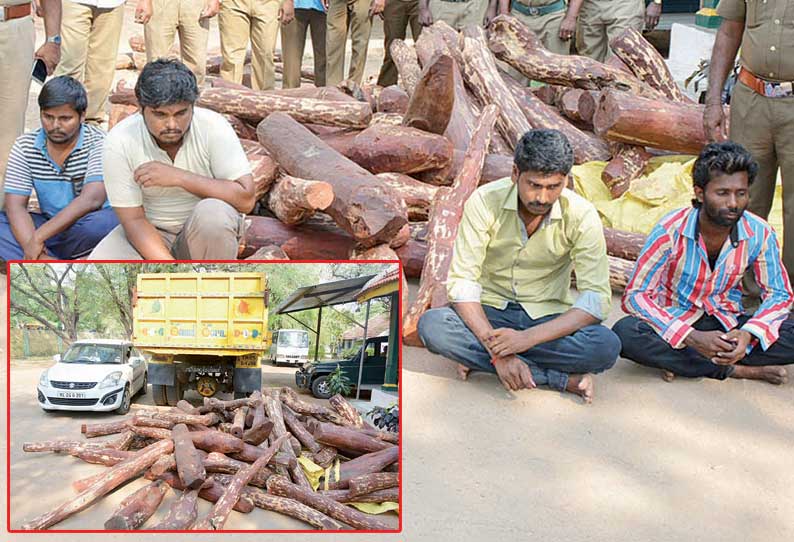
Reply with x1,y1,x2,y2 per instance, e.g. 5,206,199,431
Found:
270,329,310,366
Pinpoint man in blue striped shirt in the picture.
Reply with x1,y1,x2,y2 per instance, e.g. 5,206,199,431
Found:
0,76,118,261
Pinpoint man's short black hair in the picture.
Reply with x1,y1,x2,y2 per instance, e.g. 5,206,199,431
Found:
691,141,758,208
135,58,199,109
38,76,87,115
513,129,574,176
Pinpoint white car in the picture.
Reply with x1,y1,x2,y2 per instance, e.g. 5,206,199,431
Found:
37,339,148,414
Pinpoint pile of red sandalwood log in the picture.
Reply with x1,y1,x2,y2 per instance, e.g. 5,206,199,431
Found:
19,388,399,531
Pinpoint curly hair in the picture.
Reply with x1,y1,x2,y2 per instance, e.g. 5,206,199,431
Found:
135,58,199,109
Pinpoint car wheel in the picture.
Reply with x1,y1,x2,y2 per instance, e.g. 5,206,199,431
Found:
311,375,333,399
152,384,168,406
165,379,184,406
115,385,131,415
138,372,148,396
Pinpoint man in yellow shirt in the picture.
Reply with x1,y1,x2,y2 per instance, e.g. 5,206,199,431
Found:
417,129,620,403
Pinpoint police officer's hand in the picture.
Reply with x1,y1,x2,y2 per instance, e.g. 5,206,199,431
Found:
492,355,536,391
484,4,497,27
32,0,43,17
35,42,60,75
279,0,295,24
135,0,153,24
201,0,221,19
645,3,662,31
703,103,728,142
419,6,433,26
559,14,576,41
369,0,385,19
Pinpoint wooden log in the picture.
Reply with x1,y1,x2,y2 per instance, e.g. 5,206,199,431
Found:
257,112,408,248
132,415,174,429
128,33,145,53
609,27,692,103
603,227,646,261
104,479,169,530
244,487,346,530
601,144,652,198
192,434,289,530
177,400,200,415
348,472,400,498
223,113,258,141
403,104,499,345
197,87,372,129
604,53,633,74
23,440,106,453
147,489,199,530
149,472,254,513
190,430,246,455
311,446,338,469
81,419,131,438
240,216,355,260
402,53,454,135
559,88,590,124
349,244,401,261
129,425,172,440
108,103,138,129
111,430,136,451
116,52,135,70
607,256,634,292
377,85,409,114
390,39,422,95
172,423,207,490
230,408,247,439
593,89,710,154
318,487,399,504
20,439,174,530
532,84,567,106
203,452,273,488
416,150,513,186
266,475,392,531
149,453,177,478
336,446,400,486
282,405,322,454
203,396,259,412
376,172,441,222
346,124,454,175
370,112,404,127
280,387,344,420
243,401,274,445
313,422,394,457
243,140,281,202
266,176,335,225
245,246,289,260
69,448,135,467
358,427,399,445
488,15,663,99
328,394,370,428
264,392,312,490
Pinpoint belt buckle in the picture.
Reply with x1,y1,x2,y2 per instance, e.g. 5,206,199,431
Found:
529,6,539,15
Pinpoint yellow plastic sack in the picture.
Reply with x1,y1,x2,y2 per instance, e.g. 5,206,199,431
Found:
349,502,400,515
297,455,326,491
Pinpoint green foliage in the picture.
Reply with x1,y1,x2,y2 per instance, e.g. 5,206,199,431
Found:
367,404,399,433
327,364,352,396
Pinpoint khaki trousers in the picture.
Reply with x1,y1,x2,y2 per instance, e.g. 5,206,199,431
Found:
144,0,210,85
513,8,569,56
429,0,488,31
377,0,421,87
0,15,35,210
731,80,794,284
575,0,643,62
325,0,372,85
54,1,125,124
88,199,246,260
219,0,281,91
281,8,327,88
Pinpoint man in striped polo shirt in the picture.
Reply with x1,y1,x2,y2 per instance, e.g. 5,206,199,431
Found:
614,142,794,385
0,76,118,261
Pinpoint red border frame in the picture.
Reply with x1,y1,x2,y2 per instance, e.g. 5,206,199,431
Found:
5,258,403,534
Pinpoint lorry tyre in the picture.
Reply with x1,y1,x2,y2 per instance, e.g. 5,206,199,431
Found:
165,380,184,406
152,384,168,406
310,375,333,399
138,372,148,396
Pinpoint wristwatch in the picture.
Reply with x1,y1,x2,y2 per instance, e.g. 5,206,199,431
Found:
653,0,662,4
46,35,62,45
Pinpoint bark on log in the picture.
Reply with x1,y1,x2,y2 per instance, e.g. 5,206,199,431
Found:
149,453,177,478
245,245,290,260
172,423,207,490
348,472,400,498
157,411,221,427
266,475,392,531
266,175,335,225
532,84,567,106
377,85,410,114
147,489,199,530
403,104,499,345
283,406,322,454
243,401,274,445
129,425,172,440
245,487,346,530
318,487,400,503
240,216,355,260
609,27,692,103
328,394,371,428
370,112,405,127
376,172,441,222
69,448,135,466
488,15,663,98
257,112,408,247
108,103,138,129
149,472,254,513
336,446,400,485
177,400,201,415
104,479,169,530
24,440,107,453
223,113,258,141
391,39,422,95
81,419,131,438
132,415,174,429
20,439,174,530
313,422,394,457
241,140,280,202
358,427,399,445
602,144,652,198
190,430,246,455
603,227,646,261
607,256,635,292
264,393,312,490
349,244,401,261
416,150,513,186
402,53,454,135
202,396,259,412
346,124,454,175
593,89,711,154
604,54,633,74
203,452,273,487
311,446,338,469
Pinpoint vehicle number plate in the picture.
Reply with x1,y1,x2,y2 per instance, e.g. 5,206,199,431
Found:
57,392,86,399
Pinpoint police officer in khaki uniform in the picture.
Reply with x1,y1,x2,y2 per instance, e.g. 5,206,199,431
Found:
704,0,794,284
281,0,326,88
134,0,220,86
326,0,383,86
419,0,487,31
495,0,570,55
54,0,126,125
378,0,421,87
566,0,660,63
0,0,61,210
219,0,295,91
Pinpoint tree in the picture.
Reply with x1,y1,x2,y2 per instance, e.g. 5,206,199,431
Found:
95,264,142,338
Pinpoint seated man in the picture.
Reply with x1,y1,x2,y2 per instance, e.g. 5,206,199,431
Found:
614,142,793,385
89,58,255,260
417,129,621,403
1,76,118,260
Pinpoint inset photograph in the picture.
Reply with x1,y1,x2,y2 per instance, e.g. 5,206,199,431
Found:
8,261,400,532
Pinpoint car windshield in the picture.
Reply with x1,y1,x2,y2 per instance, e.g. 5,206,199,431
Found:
278,331,309,348
61,344,123,364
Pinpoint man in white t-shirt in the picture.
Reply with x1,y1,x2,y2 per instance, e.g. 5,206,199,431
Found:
89,58,255,260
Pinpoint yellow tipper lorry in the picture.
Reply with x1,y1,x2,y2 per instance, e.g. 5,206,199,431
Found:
132,272,271,405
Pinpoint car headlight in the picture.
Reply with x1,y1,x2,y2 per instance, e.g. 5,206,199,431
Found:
99,371,123,389
39,370,49,387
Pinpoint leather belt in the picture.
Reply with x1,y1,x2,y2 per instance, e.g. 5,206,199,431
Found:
0,3,32,23
738,66,794,98
511,0,566,17
439,0,471,3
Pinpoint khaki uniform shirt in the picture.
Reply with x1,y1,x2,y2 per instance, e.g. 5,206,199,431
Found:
718,0,794,82
103,107,252,231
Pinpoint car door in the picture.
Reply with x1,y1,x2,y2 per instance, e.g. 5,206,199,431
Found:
127,347,143,391
362,339,388,385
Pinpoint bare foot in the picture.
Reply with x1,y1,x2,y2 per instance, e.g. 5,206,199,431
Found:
662,370,676,382
730,365,788,385
456,363,471,381
566,374,594,404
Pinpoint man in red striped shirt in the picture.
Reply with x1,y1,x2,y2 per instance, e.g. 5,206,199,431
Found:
614,142,794,384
